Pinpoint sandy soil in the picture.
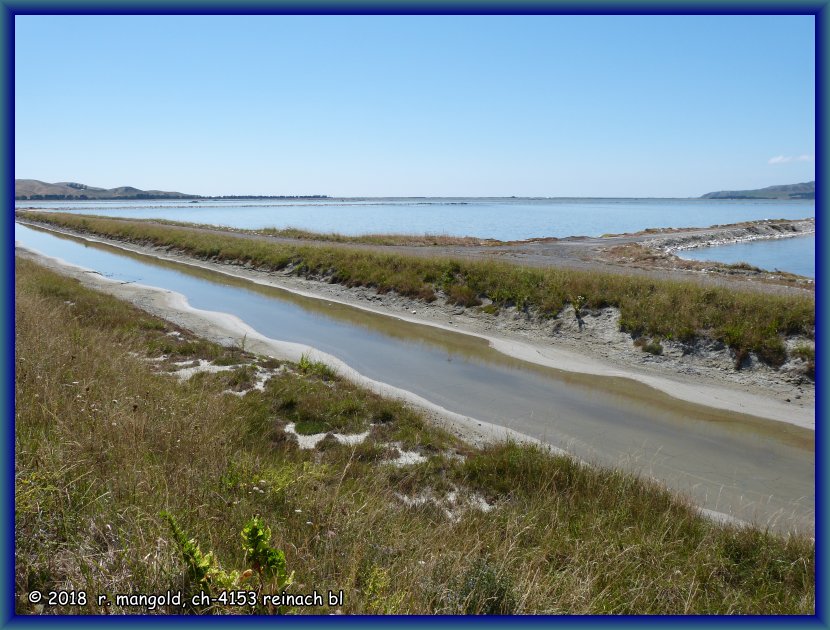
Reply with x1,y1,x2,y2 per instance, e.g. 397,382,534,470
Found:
15,220,815,431
15,244,544,450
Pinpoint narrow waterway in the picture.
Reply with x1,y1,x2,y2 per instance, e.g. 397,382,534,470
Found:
14,222,814,534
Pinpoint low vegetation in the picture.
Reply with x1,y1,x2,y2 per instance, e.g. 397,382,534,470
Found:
15,257,815,614
17,212,815,368
257,227,495,247
71,216,499,247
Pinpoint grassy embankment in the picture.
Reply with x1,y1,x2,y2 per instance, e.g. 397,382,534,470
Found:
92,216,498,247
17,211,815,368
15,257,815,614
257,227,496,247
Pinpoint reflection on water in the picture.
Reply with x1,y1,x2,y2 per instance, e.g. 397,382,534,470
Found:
14,222,814,533
679,234,815,278
16,197,815,241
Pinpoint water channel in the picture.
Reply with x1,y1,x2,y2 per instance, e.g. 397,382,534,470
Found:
14,222,814,534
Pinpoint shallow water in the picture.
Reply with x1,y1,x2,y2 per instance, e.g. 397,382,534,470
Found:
679,234,815,278
16,197,815,241
14,222,814,533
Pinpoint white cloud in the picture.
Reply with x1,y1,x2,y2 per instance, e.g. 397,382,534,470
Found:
768,154,814,164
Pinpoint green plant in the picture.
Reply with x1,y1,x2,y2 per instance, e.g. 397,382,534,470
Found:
297,353,337,379
572,294,587,317
241,515,294,588
162,512,240,593
164,512,293,612
451,557,516,615
642,341,663,356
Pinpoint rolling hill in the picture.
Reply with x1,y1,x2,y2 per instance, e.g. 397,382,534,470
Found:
15,179,197,200
701,181,814,200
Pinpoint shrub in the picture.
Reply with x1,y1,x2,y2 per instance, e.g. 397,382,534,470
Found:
643,341,663,356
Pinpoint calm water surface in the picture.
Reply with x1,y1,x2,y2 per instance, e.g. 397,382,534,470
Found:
15,222,814,534
16,197,814,240
679,234,815,278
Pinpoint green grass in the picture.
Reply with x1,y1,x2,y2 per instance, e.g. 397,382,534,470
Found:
20,213,817,366
17,212,814,368
257,226,495,247
14,256,815,614
297,352,337,380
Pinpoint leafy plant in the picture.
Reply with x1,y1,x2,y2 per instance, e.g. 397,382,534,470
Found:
241,515,294,588
163,512,293,611
162,512,240,593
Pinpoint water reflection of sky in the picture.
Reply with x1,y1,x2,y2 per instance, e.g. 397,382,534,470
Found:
14,222,814,533
679,234,814,278
16,197,815,241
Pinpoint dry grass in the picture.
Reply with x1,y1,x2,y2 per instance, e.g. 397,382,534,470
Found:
16,212,814,369
15,257,814,615
257,227,496,247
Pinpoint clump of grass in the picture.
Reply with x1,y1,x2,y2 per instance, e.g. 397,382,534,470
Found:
259,227,495,247
633,336,663,355
643,341,664,356
434,556,517,614
297,353,337,380
15,256,815,615
446,284,482,307
727,261,763,273
792,344,815,362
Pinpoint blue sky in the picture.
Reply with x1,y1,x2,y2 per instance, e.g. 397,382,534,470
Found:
15,15,815,197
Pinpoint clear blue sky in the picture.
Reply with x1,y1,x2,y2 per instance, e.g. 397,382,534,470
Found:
15,15,815,197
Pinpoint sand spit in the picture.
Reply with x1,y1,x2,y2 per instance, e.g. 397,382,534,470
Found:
651,218,815,254
594,218,815,289
14,222,814,430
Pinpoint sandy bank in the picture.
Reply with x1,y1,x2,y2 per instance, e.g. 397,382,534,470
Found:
14,243,544,451
15,221,814,430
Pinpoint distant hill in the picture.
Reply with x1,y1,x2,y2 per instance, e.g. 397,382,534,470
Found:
15,179,197,200
701,181,814,200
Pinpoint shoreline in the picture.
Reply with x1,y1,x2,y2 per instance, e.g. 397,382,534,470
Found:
15,220,815,431
17,252,817,611
653,218,815,254
17,209,815,292
16,243,812,533
14,243,544,451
